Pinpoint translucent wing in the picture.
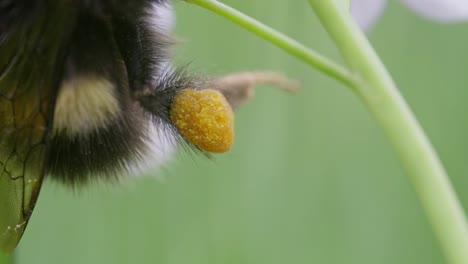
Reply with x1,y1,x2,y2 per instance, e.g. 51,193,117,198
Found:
0,4,76,252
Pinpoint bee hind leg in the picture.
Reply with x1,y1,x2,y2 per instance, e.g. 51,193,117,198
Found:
210,71,301,110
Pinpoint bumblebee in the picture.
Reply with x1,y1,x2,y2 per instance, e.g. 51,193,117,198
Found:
0,0,297,253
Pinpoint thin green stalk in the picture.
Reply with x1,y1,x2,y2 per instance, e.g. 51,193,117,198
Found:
308,2,468,264
185,0,357,89
186,0,468,263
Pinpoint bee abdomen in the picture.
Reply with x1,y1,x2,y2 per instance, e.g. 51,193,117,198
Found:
48,103,151,185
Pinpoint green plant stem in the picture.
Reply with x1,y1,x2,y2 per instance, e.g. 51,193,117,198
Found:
186,0,468,263
185,0,357,89
308,2,468,264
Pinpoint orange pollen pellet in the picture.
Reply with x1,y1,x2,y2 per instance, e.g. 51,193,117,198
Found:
170,89,234,153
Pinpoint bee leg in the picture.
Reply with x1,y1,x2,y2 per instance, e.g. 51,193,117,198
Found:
210,71,301,110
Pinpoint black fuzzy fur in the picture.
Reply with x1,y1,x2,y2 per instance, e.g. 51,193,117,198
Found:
1,0,201,186
0,0,37,34
42,0,201,185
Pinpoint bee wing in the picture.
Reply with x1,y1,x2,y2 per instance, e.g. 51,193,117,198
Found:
0,5,76,252
0,27,55,254
0,90,48,254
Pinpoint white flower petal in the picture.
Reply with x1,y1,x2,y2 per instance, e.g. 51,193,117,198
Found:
351,0,388,31
401,0,468,22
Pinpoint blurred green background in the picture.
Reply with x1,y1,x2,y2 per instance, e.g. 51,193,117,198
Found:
10,1,468,263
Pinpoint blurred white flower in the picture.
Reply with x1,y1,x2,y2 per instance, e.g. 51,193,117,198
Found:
351,0,468,31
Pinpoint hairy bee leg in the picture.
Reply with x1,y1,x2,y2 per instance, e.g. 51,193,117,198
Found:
211,71,301,110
